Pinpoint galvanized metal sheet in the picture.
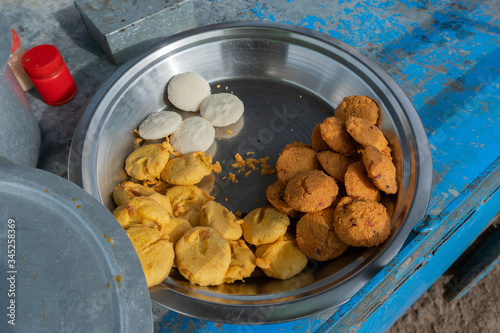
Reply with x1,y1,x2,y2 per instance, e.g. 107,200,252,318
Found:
0,162,153,332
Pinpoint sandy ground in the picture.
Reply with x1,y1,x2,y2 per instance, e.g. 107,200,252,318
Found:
388,216,500,333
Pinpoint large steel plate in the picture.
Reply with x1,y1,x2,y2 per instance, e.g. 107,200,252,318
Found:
69,22,432,324
0,162,153,332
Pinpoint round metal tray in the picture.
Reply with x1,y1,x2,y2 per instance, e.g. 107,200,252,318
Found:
69,22,432,324
0,162,153,332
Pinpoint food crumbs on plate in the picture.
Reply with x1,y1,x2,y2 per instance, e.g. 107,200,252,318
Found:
211,161,222,173
106,282,110,288
134,137,143,147
226,129,233,134
235,153,245,164
228,172,236,182
245,158,259,170
113,275,122,287
246,152,255,156
244,170,252,177
225,198,229,202
104,234,114,243
72,197,76,201
217,84,221,88
44,189,48,192
77,204,81,208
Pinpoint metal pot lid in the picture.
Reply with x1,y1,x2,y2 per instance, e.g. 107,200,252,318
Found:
0,12,12,74
0,162,153,332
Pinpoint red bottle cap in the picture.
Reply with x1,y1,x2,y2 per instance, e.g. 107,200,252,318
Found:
11,29,20,54
21,44,77,106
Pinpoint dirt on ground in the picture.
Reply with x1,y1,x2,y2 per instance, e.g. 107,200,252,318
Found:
388,216,500,333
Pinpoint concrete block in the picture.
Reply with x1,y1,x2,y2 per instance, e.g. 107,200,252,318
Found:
74,0,196,65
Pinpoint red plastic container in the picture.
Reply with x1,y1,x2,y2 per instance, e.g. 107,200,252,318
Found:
21,44,77,106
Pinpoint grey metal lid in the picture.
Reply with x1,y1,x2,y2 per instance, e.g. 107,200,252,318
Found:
0,162,153,333
0,12,12,74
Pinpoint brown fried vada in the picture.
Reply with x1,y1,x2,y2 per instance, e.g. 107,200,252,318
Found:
334,95,379,125
265,180,300,218
346,116,388,151
317,150,354,183
319,117,357,156
296,207,349,261
284,170,338,213
333,197,391,247
276,146,321,182
363,145,397,194
344,161,381,202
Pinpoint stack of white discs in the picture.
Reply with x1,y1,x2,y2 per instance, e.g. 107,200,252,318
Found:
137,71,245,155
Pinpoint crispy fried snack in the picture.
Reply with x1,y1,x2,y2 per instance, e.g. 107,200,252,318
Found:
363,145,398,194
175,226,231,286
199,200,243,240
160,151,213,185
112,196,170,232
317,150,354,183
125,226,174,287
125,143,171,181
225,239,256,283
114,181,173,214
166,185,214,227
311,123,331,152
284,170,339,213
242,207,290,246
333,197,391,247
346,116,388,151
113,181,157,206
276,146,321,182
344,161,381,202
282,141,312,151
161,217,192,244
255,234,308,280
334,95,379,125
266,180,300,218
296,207,349,261
319,117,357,156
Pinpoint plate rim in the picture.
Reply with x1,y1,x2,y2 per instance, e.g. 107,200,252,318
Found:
0,161,154,332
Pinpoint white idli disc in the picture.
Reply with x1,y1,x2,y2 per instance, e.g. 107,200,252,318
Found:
138,111,182,140
200,93,244,127
167,72,211,112
170,117,215,155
